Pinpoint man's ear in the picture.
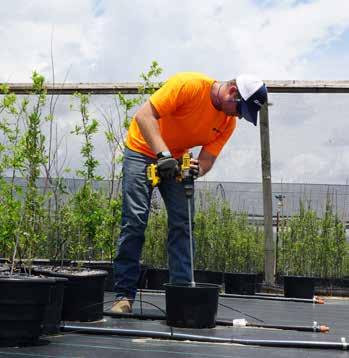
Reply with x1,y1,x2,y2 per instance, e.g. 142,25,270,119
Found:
228,84,238,96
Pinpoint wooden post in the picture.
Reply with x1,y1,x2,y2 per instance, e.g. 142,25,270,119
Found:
260,103,275,286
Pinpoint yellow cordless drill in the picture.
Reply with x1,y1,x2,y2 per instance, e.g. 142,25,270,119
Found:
147,152,193,197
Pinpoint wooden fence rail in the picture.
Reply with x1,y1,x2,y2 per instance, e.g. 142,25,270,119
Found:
2,80,349,95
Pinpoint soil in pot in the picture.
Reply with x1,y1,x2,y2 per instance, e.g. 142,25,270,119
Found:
224,272,257,295
164,283,220,328
33,267,107,322
283,275,315,299
0,274,55,346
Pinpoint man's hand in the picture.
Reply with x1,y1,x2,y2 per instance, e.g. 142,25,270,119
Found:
189,158,200,180
157,157,179,180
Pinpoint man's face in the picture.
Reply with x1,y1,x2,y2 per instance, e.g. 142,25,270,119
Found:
220,85,242,117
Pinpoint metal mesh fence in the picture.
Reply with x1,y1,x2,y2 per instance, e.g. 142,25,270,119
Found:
6,177,349,222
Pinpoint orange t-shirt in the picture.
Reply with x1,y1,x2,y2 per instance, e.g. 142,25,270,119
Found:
126,72,237,158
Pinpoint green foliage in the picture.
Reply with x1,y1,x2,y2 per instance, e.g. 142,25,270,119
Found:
278,198,348,278
19,72,48,264
59,185,121,261
71,93,102,181
194,194,264,273
116,61,162,133
140,193,348,278
0,180,22,257
142,206,168,268
138,61,164,95
0,72,48,267
60,91,115,260
141,194,264,272
94,197,122,261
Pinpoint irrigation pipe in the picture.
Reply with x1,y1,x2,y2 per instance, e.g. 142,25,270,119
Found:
61,324,346,350
103,311,329,333
137,289,325,304
220,293,325,304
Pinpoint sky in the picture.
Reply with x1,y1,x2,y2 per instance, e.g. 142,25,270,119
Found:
1,0,349,184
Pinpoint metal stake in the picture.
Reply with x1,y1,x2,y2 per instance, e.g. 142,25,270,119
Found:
187,198,195,287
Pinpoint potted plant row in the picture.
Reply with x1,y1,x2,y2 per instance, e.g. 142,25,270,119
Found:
0,75,109,347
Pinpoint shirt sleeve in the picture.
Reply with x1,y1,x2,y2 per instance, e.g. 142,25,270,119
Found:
202,118,237,157
149,74,198,117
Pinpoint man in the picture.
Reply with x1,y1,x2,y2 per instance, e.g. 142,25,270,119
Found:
112,72,267,313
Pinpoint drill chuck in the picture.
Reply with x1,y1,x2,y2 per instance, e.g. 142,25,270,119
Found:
183,177,194,198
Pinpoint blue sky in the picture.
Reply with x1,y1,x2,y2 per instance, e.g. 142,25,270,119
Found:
1,0,349,184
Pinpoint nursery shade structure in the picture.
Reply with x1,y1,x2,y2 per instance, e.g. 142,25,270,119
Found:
3,80,349,285
1,291,349,357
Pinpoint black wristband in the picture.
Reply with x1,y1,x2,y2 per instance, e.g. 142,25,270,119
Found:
156,150,172,159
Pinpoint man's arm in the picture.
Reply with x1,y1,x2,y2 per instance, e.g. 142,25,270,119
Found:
135,100,169,155
196,149,217,177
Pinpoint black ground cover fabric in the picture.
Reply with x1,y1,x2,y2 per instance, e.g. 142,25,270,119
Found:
0,291,348,357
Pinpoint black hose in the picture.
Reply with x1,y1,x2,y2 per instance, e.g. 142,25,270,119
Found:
103,311,329,333
61,324,347,350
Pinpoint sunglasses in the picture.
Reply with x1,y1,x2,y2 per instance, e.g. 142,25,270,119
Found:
226,93,243,118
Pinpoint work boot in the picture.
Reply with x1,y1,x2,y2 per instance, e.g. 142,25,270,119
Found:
111,297,133,313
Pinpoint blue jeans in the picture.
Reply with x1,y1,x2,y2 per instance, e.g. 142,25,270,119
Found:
114,147,195,299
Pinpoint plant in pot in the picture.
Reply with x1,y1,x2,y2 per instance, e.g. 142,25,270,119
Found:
194,195,225,285
33,92,109,322
0,74,62,345
279,198,348,298
221,205,263,295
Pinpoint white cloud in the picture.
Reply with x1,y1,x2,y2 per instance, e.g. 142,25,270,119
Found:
0,0,103,82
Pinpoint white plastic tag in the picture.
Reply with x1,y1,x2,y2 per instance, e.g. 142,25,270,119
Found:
232,319,247,327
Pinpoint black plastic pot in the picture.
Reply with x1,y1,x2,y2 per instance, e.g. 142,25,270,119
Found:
224,272,257,295
33,267,107,322
164,283,220,328
146,268,169,290
194,270,223,285
81,261,114,292
0,264,10,273
137,264,148,289
42,277,67,335
0,274,55,346
284,275,315,299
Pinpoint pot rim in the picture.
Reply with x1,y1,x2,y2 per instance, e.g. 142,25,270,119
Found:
163,282,220,289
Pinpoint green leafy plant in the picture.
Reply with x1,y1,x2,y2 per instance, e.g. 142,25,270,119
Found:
141,192,264,272
59,93,104,260
278,197,348,278
194,193,264,273
0,72,49,272
142,205,168,268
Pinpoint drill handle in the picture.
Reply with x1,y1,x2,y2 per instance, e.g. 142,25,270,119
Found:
147,163,160,187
